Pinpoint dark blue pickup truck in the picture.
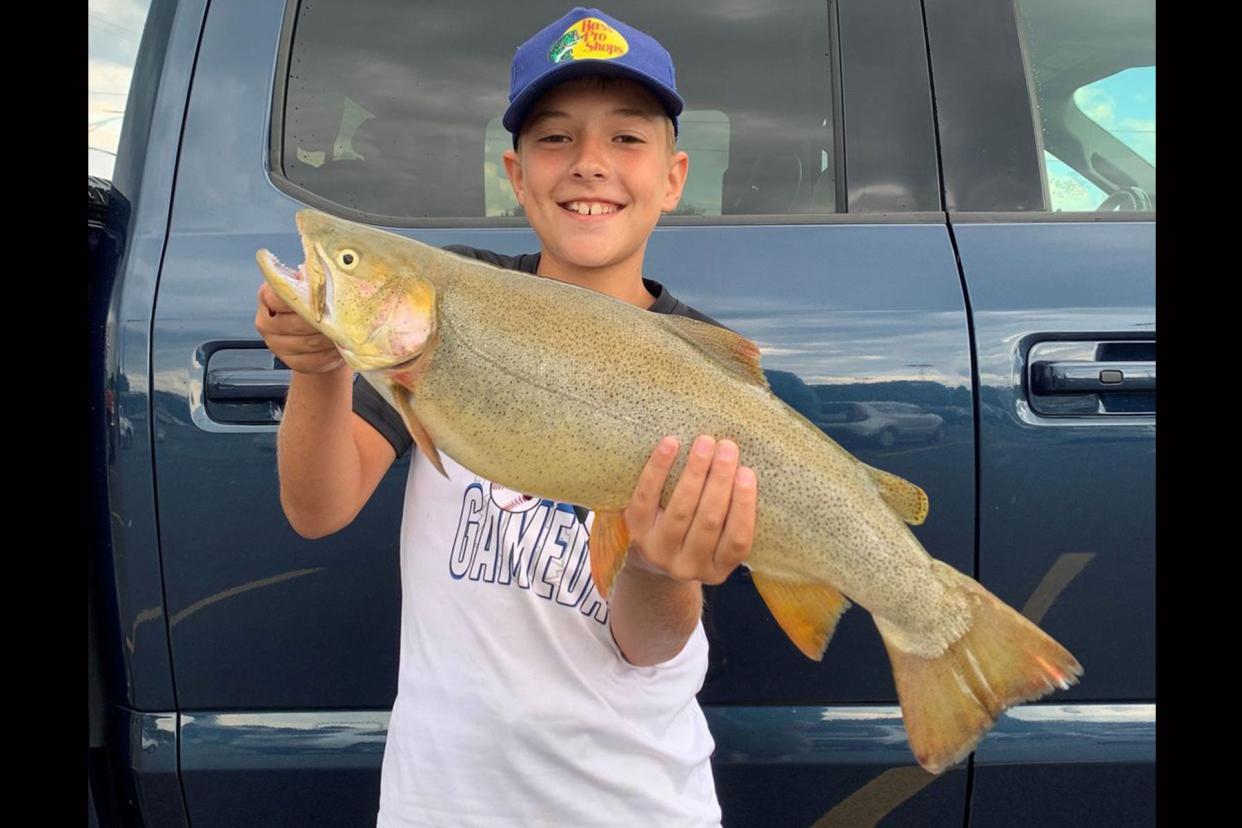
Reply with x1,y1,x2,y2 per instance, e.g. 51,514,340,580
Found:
88,1,1155,825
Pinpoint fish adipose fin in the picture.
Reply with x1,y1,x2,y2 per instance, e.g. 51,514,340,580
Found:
859,463,929,525
752,573,852,660
384,380,447,478
589,512,631,599
659,316,770,389
874,560,1084,775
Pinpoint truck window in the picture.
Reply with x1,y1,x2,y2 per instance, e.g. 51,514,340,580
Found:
1017,0,1155,213
276,0,838,220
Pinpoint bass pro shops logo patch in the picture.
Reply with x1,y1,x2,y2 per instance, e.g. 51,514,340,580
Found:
548,17,630,64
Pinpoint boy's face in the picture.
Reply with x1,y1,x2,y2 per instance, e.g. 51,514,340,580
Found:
502,77,690,276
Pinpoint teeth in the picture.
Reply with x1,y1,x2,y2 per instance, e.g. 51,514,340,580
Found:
566,201,617,215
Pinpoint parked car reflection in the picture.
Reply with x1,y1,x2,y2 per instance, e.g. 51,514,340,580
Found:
818,401,944,448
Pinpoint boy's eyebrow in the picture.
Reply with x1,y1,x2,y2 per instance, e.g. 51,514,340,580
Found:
608,107,660,121
524,109,571,130
523,107,660,130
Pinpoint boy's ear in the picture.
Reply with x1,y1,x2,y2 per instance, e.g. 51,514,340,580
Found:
502,148,526,207
661,150,691,213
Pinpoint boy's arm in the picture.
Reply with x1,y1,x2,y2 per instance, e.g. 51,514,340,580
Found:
607,436,756,667
276,367,397,538
256,283,397,538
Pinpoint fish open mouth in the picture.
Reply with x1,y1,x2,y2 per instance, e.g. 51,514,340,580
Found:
257,249,312,306
259,250,308,290
268,253,307,282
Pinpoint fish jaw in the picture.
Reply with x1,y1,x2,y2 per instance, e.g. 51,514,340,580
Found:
256,248,338,336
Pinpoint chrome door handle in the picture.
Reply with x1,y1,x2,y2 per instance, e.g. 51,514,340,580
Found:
1030,361,1155,395
1025,339,1155,417
205,368,292,402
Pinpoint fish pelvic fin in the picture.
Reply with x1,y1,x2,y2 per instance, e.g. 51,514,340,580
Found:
875,560,1084,775
752,572,852,661
859,462,930,525
383,379,447,478
589,511,631,600
659,315,769,389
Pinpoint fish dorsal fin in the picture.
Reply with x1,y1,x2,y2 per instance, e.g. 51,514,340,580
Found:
660,315,769,389
859,462,929,525
751,572,852,661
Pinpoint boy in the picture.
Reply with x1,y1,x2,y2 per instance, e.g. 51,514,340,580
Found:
255,7,755,826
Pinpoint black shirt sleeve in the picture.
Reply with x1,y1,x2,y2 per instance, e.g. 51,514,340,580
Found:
353,375,413,458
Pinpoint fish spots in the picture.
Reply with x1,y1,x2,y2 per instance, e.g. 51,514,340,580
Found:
418,261,960,649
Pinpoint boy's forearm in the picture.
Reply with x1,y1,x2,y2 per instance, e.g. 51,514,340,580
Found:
608,562,702,667
277,364,362,537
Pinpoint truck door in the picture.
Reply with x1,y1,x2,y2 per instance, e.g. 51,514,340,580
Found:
152,0,977,825
926,0,1156,824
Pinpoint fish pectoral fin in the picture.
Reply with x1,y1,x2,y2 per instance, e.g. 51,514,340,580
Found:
659,315,769,390
751,572,852,661
859,462,929,525
382,379,447,478
589,511,631,600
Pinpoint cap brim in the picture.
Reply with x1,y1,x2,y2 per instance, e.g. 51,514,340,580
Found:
503,60,684,135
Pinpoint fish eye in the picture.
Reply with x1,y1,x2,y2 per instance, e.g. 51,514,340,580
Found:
337,249,359,270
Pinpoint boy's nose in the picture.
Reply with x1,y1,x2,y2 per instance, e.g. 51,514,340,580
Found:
570,137,609,179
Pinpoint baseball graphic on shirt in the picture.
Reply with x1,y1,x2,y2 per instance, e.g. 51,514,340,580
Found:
489,482,541,514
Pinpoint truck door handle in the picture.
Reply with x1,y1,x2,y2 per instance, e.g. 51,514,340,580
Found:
1030,361,1156,395
205,368,292,402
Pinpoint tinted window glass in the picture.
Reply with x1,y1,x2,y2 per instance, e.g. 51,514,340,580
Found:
1018,0,1155,213
280,0,836,220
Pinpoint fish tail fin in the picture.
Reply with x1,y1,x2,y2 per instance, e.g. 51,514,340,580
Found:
874,561,1083,775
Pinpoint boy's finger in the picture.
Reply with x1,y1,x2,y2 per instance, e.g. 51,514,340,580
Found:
264,332,340,357
682,440,738,560
654,435,715,551
258,283,293,315
626,437,679,531
712,467,758,583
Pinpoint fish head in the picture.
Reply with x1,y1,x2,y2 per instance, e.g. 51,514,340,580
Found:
256,209,437,374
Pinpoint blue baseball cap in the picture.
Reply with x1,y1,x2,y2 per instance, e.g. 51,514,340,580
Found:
503,7,684,143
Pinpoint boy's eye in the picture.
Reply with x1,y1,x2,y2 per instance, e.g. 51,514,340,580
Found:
539,134,570,143
615,134,644,143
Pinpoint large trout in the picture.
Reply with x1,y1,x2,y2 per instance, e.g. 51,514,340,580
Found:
257,208,1082,774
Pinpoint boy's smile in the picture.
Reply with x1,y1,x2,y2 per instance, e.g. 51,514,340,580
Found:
502,77,689,307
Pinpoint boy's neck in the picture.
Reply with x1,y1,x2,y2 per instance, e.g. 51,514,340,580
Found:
536,250,657,310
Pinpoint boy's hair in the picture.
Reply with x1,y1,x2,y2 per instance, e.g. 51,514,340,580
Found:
512,75,677,156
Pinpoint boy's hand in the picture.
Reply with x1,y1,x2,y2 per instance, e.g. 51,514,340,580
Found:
254,283,347,375
622,436,757,585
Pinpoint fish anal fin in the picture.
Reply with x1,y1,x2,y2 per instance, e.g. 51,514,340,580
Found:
751,572,852,661
589,511,631,600
660,316,769,390
860,463,929,525
874,560,1083,775
382,379,447,478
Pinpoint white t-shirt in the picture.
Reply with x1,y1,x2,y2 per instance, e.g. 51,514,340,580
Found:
375,450,722,828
